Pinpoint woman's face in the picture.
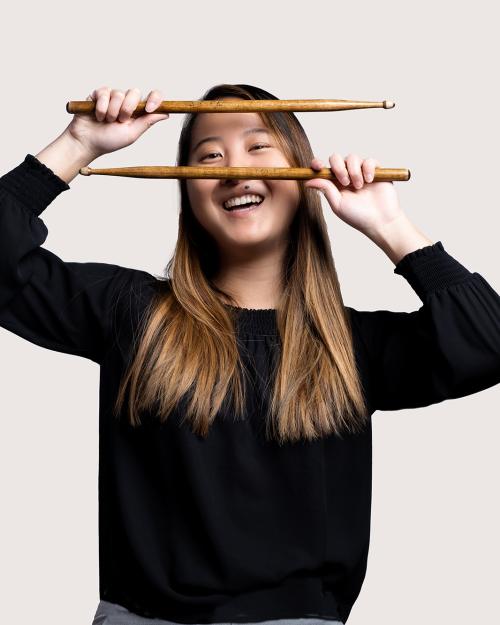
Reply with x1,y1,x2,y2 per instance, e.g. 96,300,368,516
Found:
186,99,300,257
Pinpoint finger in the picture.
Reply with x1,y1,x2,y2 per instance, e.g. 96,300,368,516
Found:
303,176,343,211
93,86,111,122
118,87,141,122
318,182,343,212
362,157,379,183
345,153,364,189
131,112,170,135
310,156,323,171
145,89,165,113
106,89,126,122
329,153,350,186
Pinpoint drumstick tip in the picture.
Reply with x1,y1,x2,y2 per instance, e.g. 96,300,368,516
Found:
383,100,395,109
80,167,92,176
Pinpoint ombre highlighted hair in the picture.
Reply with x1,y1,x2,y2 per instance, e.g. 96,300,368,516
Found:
113,83,369,445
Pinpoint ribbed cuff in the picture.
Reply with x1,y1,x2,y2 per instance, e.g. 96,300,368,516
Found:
394,240,473,299
0,154,70,216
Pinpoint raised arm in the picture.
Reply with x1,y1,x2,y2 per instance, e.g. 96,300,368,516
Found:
349,241,500,411
0,86,169,364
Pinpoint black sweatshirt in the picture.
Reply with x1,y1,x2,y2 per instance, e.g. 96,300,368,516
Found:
1,154,499,624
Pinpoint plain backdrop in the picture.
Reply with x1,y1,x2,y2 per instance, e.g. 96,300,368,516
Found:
0,1,498,624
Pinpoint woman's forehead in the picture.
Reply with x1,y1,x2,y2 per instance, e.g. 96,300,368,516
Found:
191,111,267,138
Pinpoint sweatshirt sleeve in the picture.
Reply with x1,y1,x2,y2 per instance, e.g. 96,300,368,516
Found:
0,154,149,365
349,241,500,412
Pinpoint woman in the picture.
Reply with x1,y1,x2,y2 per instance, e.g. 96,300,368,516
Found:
0,83,498,625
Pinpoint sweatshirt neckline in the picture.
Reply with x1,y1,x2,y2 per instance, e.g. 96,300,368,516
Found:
223,303,278,335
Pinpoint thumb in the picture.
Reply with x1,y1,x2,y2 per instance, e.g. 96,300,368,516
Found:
304,180,342,212
131,112,170,135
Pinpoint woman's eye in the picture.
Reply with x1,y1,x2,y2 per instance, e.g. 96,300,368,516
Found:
201,152,222,161
200,144,271,161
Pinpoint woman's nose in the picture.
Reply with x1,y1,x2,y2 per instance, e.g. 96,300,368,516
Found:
222,152,253,185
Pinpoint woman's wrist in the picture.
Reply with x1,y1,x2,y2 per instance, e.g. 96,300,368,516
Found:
34,129,98,185
366,213,435,265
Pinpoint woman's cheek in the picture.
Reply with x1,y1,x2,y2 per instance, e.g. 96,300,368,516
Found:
188,182,217,222
276,180,300,212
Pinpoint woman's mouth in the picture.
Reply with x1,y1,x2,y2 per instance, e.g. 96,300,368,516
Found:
222,197,265,217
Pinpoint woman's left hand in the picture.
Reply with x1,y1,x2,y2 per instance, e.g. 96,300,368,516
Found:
303,153,406,238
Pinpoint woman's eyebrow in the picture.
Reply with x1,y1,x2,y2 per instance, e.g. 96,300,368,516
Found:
192,127,270,153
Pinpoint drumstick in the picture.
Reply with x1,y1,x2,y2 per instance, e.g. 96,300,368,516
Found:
67,98,395,115
79,165,410,182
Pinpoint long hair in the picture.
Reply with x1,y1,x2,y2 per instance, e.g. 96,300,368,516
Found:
113,83,369,445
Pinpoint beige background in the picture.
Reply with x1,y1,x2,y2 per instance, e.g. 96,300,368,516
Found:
1,1,499,623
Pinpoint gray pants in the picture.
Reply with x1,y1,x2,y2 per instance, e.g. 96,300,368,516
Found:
91,600,344,625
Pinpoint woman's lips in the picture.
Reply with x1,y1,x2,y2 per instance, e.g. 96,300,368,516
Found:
222,198,265,217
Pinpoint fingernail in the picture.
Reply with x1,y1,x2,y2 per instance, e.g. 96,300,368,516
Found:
145,101,156,112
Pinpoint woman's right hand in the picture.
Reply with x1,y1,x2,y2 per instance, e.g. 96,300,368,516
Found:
65,86,169,160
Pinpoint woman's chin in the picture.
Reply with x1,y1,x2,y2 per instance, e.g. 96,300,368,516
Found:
212,225,268,247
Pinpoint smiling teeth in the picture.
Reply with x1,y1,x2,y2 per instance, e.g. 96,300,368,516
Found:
223,194,264,209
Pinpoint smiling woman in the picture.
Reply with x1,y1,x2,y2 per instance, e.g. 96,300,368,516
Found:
183,103,302,263
115,83,369,446
1,81,499,625
106,85,375,624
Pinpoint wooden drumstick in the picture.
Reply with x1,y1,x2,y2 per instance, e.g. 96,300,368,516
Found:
79,165,410,182
67,98,396,115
